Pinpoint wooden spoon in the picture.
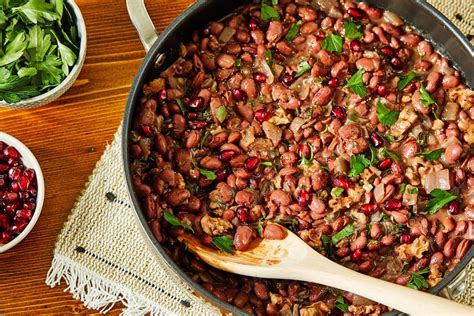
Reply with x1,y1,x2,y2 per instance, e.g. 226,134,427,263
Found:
179,225,473,315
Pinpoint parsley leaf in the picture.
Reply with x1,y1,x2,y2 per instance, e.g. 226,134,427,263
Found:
295,60,311,77
212,236,234,254
0,31,27,66
272,0,278,4
419,85,436,107
216,105,228,123
197,167,217,181
285,20,302,41
331,224,354,244
235,58,241,68
343,19,362,39
345,69,367,98
260,161,273,167
257,216,265,237
377,100,400,126
397,72,417,90
381,147,400,162
369,146,378,165
260,2,279,21
416,148,442,161
12,0,59,24
406,267,430,290
426,189,457,214
176,99,187,114
264,49,272,64
332,187,344,197
335,296,349,312
348,154,371,178
163,211,194,233
321,32,343,53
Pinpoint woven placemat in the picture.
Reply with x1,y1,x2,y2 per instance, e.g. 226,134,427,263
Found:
46,1,473,314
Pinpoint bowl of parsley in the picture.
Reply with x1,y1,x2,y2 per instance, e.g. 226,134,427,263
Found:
0,0,86,109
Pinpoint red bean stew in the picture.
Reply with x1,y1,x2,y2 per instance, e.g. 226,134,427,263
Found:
129,0,473,314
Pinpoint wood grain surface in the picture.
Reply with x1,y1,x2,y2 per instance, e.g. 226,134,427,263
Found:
0,0,193,314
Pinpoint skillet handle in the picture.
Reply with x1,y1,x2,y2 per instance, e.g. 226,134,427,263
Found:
126,0,159,52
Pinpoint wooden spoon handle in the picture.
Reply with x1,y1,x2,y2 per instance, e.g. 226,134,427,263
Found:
297,256,473,315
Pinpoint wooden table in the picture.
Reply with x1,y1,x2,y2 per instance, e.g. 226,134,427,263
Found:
0,0,193,314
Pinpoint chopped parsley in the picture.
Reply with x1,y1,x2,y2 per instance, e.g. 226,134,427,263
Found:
399,183,407,193
369,146,378,165
381,147,400,162
212,236,234,254
345,69,367,98
377,100,400,126
331,224,354,244
295,60,311,77
406,267,430,290
397,72,418,90
260,2,279,21
321,32,343,53
426,189,457,214
163,212,194,233
416,148,442,161
343,19,362,39
419,85,436,107
235,58,242,68
264,49,272,64
332,187,344,197
348,154,371,178
285,20,302,41
335,296,349,312
216,105,227,123
260,161,273,167
176,99,187,114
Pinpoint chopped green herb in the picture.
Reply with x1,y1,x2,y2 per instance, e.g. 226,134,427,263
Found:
369,146,378,165
321,32,343,53
377,100,400,126
426,189,457,214
197,167,217,180
345,69,367,98
335,296,349,312
212,236,234,254
216,105,227,123
299,144,313,165
416,148,442,161
320,233,333,256
419,85,436,107
285,20,302,41
163,211,194,233
200,131,210,148
235,58,242,68
348,154,371,178
331,224,354,244
381,147,400,162
343,19,362,39
176,99,187,114
397,72,417,90
295,60,311,77
260,161,273,167
406,267,430,290
399,183,407,193
332,187,344,197
257,216,265,237
260,2,279,21
410,187,419,194
348,111,359,122
264,49,272,64
272,0,279,5
384,133,396,143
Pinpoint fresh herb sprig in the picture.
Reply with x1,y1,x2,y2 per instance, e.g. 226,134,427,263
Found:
377,100,400,126
212,236,234,254
163,212,194,233
321,32,343,53
345,69,367,98
426,189,457,214
406,267,430,290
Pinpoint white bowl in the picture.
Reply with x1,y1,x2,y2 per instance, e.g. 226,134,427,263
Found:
0,132,45,253
0,0,87,110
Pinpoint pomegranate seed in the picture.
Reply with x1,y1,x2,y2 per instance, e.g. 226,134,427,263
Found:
28,187,37,197
23,202,35,211
327,78,339,87
253,72,267,83
5,192,18,202
4,146,19,160
400,234,412,244
351,249,363,262
18,176,29,191
141,125,154,137
298,144,311,160
8,167,21,181
187,112,198,120
0,178,5,188
16,209,32,221
447,201,461,215
11,182,20,192
360,203,377,216
376,83,387,96
347,7,365,20
385,199,402,211
297,190,312,207
189,120,207,129
369,133,384,147
333,176,350,190
380,46,394,57
236,206,250,222
10,218,28,235
220,150,238,162
248,18,258,30
244,157,261,172
5,202,19,214
0,213,9,231
331,106,346,120
0,164,9,173
215,169,229,182
378,158,392,170
350,39,362,52
231,89,247,101
281,72,296,86
157,89,167,102
7,158,19,166
189,96,205,108
254,109,271,123
23,168,35,181
0,231,13,244
390,57,403,70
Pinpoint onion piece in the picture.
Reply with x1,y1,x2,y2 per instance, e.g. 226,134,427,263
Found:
423,169,451,193
253,57,274,84
403,185,418,206
290,117,305,134
374,183,385,203
289,75,312,100
262,121,282,147
218,27,235,43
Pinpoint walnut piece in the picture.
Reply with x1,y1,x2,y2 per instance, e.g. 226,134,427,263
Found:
200,215,232,236
396,235,430,261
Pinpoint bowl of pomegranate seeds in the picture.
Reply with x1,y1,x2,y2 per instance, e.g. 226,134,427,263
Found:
0,132,44,253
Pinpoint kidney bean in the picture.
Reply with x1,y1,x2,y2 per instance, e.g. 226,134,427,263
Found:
417,40,433,57
434,230,446,249
185,131,200,149
300,21,318,35
254,282,269,301
359,261,374,273
443,237,460,258
166,189,191,206
370,224,382,239
442,75,459,89
395,274,411,285
263,223,286,240
336,247,350,257
430,252,444,266
391,211,408,224
381,235,395,246
150,219,164,243
455,239,471,259
216,53,235,69
454,220,467,235
266,21,284,45
441,216,456,233
270,190,292,206
276,41,294,56
425,71,441,93
200,156,223,170
444,143,463,165
351,235,367,251
356,57,381,72
235,190,257,207
234,226,256,251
